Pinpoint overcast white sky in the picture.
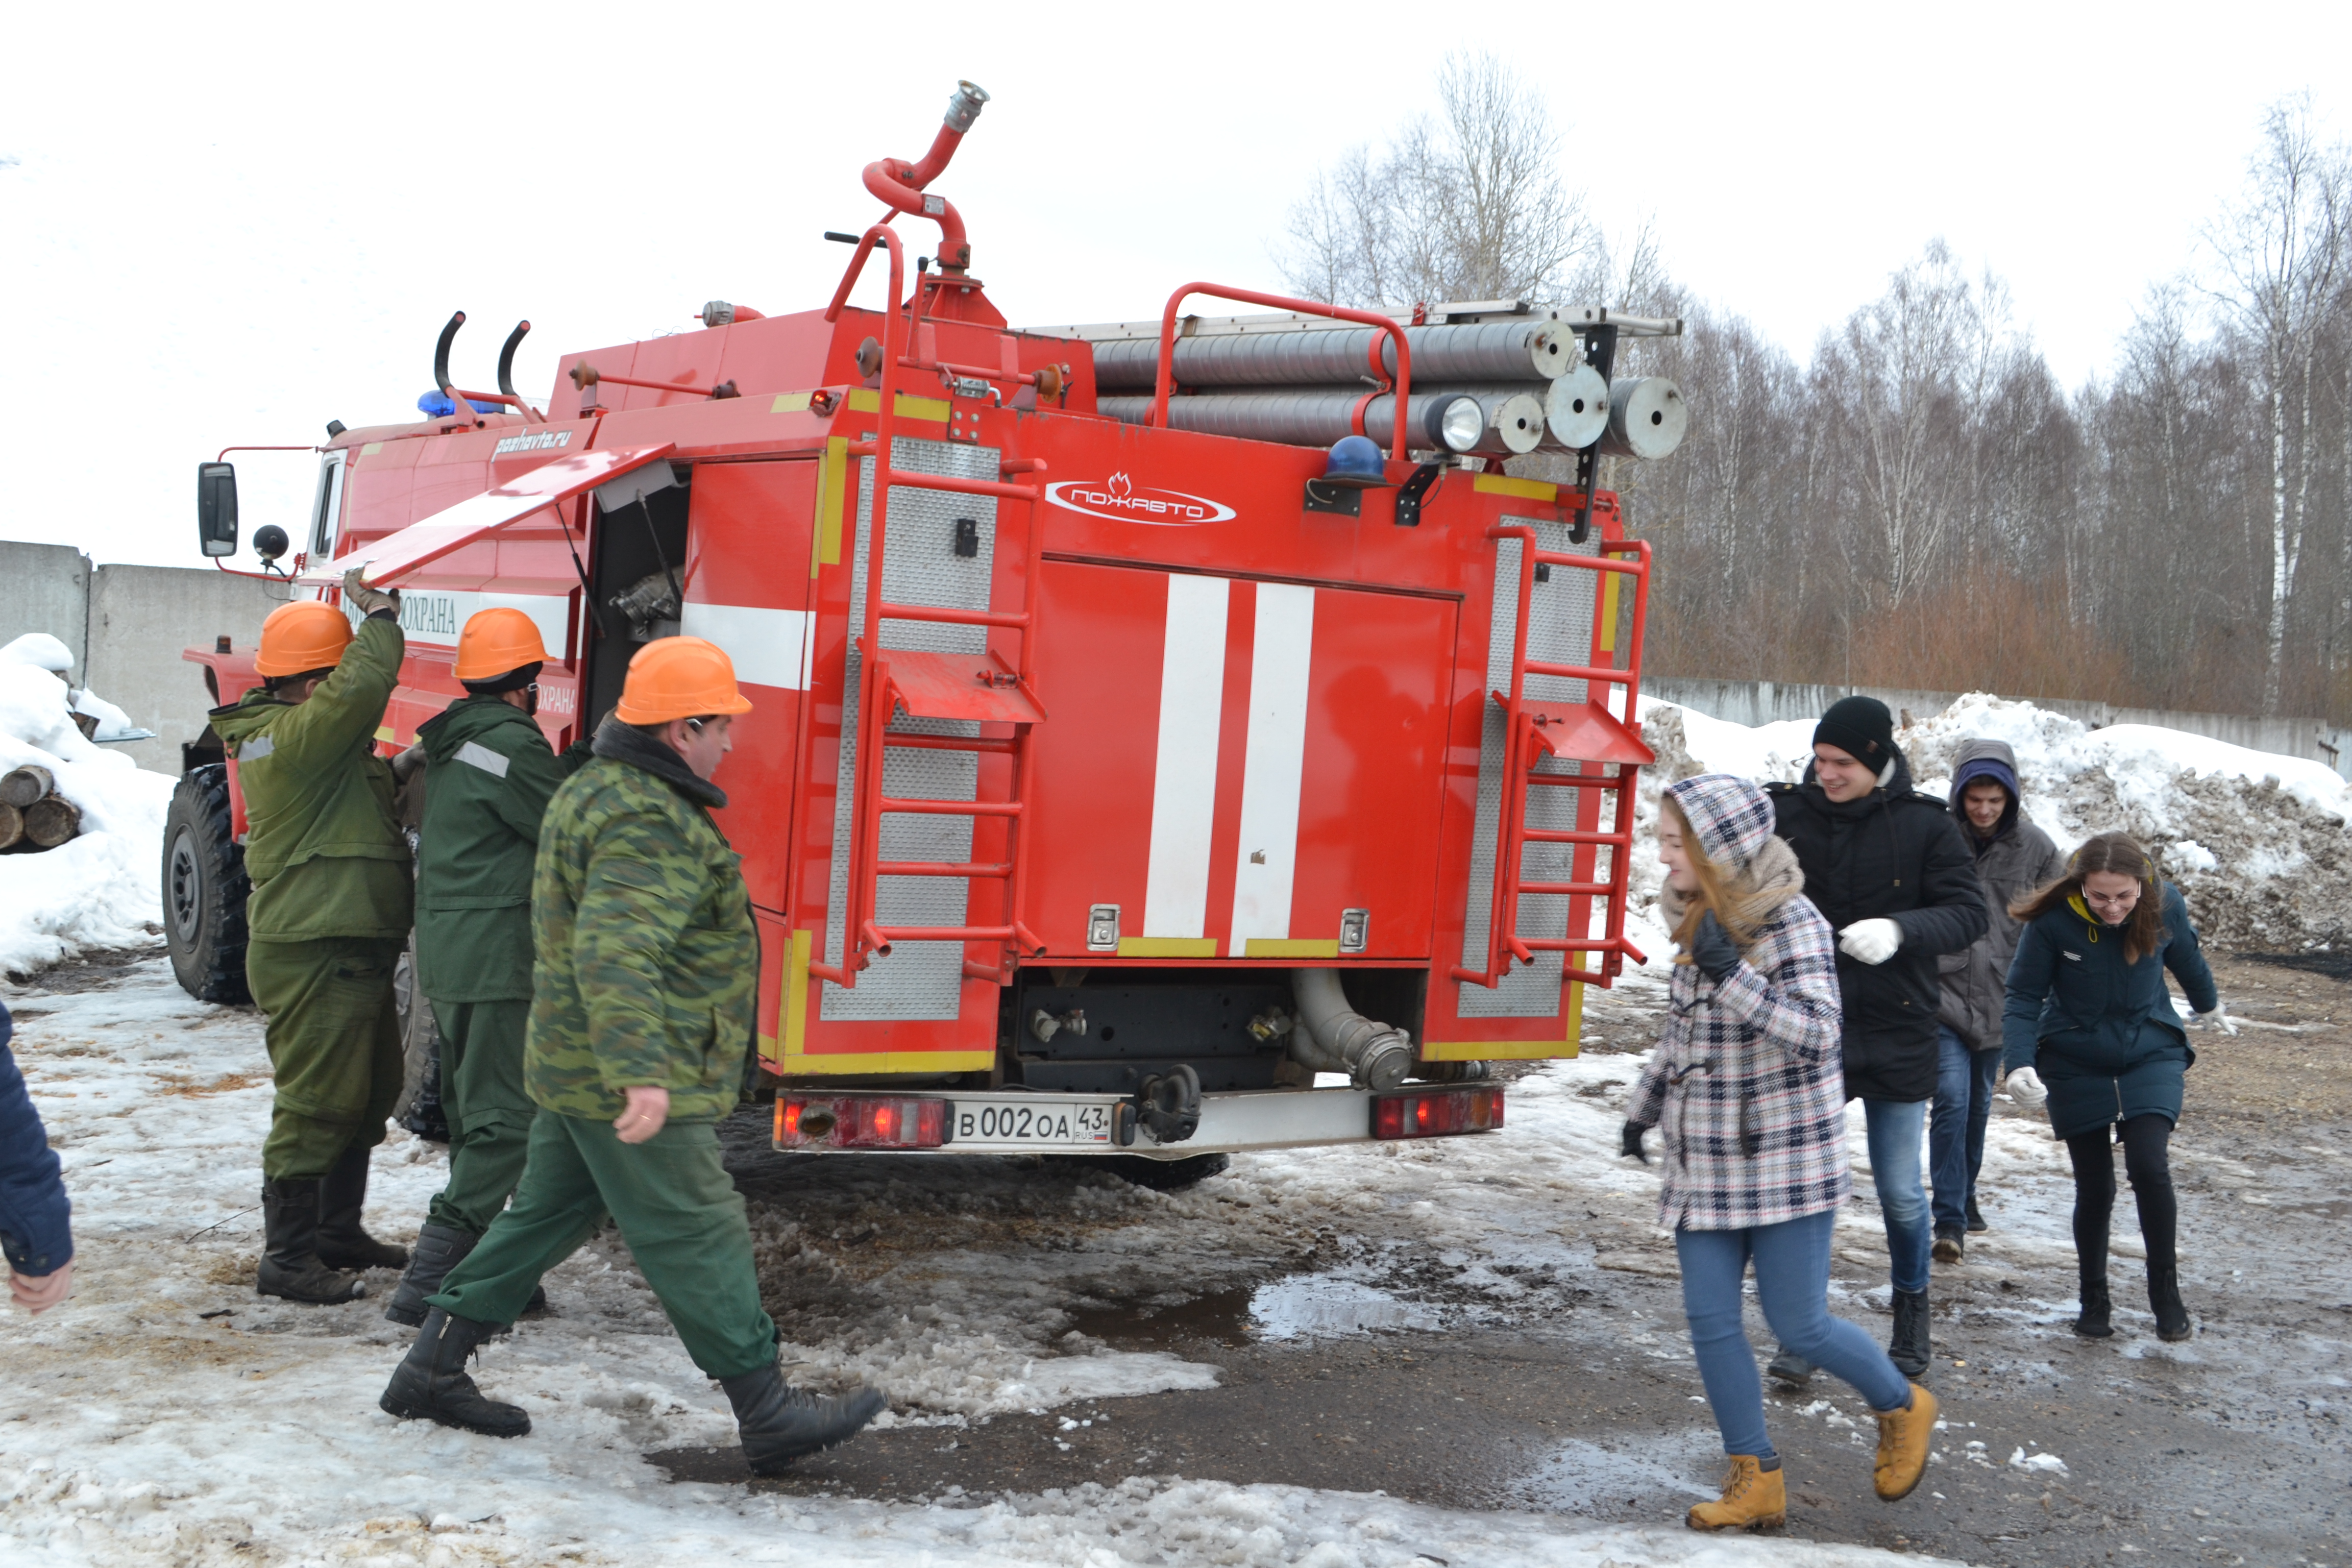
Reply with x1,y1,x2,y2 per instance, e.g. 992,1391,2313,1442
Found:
3,1,2346,568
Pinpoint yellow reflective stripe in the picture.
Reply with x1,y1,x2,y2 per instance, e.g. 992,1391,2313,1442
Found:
1473,473,1558,503
814,437,848,575
1117,936,1218,958
771,391,812,414
781,928,812,1055
1427,954,1587,1060
1597,574,1619,653
844,388,951,423
373,725,396,744
775,1050,996,1076
1242,938,1340,958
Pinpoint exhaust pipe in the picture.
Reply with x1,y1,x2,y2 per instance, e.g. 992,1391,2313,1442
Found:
1290,969,1415,1091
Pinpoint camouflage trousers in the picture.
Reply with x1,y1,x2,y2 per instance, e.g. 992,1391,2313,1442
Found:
430,1110,778,1379
247,937,404,1181
423,998,537,1237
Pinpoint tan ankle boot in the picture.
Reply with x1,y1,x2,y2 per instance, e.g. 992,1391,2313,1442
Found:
1687,1454,1786,1531
1874,1382,1939,1500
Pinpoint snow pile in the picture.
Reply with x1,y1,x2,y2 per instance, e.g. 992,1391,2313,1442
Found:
1633,691,2352,952
0,638,178,977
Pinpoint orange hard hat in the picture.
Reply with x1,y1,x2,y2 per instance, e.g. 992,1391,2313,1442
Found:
255,600,354,677
613,636,754,725
454,607,549,681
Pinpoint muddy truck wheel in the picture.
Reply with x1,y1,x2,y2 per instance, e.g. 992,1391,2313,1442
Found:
162,765,251,1003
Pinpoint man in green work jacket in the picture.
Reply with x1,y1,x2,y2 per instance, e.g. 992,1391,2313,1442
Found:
211,573,413,1304
384,608,589,1327
379,635,885,1471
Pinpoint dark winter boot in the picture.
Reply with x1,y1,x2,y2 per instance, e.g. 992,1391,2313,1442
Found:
384,1221,479,1327
1965,1196,1988,1234
719,1363,887,1474
379,1308,531,1437
256,1179,368,1305
2148,1264,2192,1342
1765,1345,1815,1388
316,1144,408,1272
2073,1277,2114,1338
1931,1227,1965,1263
1888,1287,1931,1379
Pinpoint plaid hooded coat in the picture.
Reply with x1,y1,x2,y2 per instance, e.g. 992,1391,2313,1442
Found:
1628,773,1852,1231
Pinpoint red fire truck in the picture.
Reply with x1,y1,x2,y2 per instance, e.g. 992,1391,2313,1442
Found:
165,82,1685,1183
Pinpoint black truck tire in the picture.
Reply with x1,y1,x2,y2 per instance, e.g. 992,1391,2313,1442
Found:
1100,1152,1231,1191
162,765,251,1003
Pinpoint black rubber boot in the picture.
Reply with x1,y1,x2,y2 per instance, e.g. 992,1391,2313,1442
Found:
719,1363,887,1474
384,1221,479,1327
1931,1227,1965,1263
1965,1196,1987,1234
2148,1264,2191,1342
380,1308,531,1437
317,1143,408,1272
256,1179,368,1305
1765,1346,1815,1388
2074,1277,2114,1338
1888,1287,1931,1378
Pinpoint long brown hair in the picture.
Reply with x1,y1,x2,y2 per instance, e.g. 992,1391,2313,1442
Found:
2010,830,2168,963
1660,796,1781,958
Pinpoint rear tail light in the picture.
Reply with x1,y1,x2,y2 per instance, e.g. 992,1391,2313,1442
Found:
776,1094,948,1150
1371,1085,1505,1140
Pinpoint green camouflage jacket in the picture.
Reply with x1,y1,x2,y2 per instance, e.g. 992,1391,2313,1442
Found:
524,725,756,1123
209,614,412,942
413,695,589,1003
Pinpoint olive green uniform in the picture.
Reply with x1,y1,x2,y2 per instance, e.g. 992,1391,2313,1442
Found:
412,695,589,1236
432,727,772,1378
211,615,411,1181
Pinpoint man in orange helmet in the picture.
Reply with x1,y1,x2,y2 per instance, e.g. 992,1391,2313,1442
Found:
209,570,413,1304
380,637,885,1469
383,607,590,1327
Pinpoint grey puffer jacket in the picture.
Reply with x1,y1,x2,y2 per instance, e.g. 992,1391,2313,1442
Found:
1935,738,2068,1051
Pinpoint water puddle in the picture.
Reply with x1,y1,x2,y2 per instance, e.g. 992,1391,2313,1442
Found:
1068,1271,1444,1348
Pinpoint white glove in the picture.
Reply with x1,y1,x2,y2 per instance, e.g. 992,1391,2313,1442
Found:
341,567,400,617
2004,1066,2048,1110
2193,1007,2239,1036
391,743,428,781
1837,918,1903,966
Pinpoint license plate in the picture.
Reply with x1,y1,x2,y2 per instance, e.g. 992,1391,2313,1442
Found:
949,1095,1115,1150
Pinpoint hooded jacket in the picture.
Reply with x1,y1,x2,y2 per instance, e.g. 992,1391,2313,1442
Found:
1768,743,1988,1101
208,614,412,942
1628,774,1851,1231
1935,739,2068,1050
0,1003,73,1279
2001,882,2216,1139
412,694,590,1003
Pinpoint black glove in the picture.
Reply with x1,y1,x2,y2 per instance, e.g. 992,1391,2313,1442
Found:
1688,910,1740,982
1620,1120,1652,1164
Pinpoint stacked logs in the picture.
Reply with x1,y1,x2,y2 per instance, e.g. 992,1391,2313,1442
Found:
0,765,81,851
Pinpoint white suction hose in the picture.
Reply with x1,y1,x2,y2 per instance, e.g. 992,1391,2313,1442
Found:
1289,969,1415,1091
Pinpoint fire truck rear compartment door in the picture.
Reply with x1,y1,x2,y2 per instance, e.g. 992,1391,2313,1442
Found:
298,443,677,586
1025,560,1457,959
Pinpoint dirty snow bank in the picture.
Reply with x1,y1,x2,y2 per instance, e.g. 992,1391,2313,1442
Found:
0,640,178,977
1633,691,2352,952
0,961,1968,1568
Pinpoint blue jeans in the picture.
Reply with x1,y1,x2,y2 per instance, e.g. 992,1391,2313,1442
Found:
1676,1211,1914,1460
1930,1026,2000,1234
1862,1097,1932,1293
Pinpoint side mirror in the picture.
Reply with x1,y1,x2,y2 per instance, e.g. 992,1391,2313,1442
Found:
198,462,239,558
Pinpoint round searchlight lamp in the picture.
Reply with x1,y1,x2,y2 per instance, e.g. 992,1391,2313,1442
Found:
1320,434,1391,489
1428,394,1487,455
253,525,290,565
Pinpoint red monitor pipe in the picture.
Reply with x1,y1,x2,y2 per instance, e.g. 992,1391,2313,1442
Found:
862,81,990,272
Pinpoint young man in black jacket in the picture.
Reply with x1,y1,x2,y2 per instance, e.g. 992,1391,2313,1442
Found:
1765,696,1987,1381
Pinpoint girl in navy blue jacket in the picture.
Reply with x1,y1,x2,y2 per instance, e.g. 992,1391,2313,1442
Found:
2001,834,2219,1342
2,1000,76,1315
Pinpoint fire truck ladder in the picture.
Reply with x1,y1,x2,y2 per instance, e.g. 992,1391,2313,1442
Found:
1452,529,1654,991
811,226,1049,990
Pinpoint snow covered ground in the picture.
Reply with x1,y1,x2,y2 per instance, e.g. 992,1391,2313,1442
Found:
0,959,1990,1567
0,635,176,978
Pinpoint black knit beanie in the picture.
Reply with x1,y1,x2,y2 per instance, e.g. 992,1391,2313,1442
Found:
1814,695,1895,766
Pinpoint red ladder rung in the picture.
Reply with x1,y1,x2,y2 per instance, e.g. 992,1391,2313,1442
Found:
874,860,1014,879
878,599,1031,630
878,795,1023,818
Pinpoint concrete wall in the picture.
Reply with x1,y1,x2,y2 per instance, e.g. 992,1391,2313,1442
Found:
0,541,91,674
1647,677,2352,779
83,565,284,772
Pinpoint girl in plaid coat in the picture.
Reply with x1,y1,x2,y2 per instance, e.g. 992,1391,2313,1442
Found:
1625,774,1938,1531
